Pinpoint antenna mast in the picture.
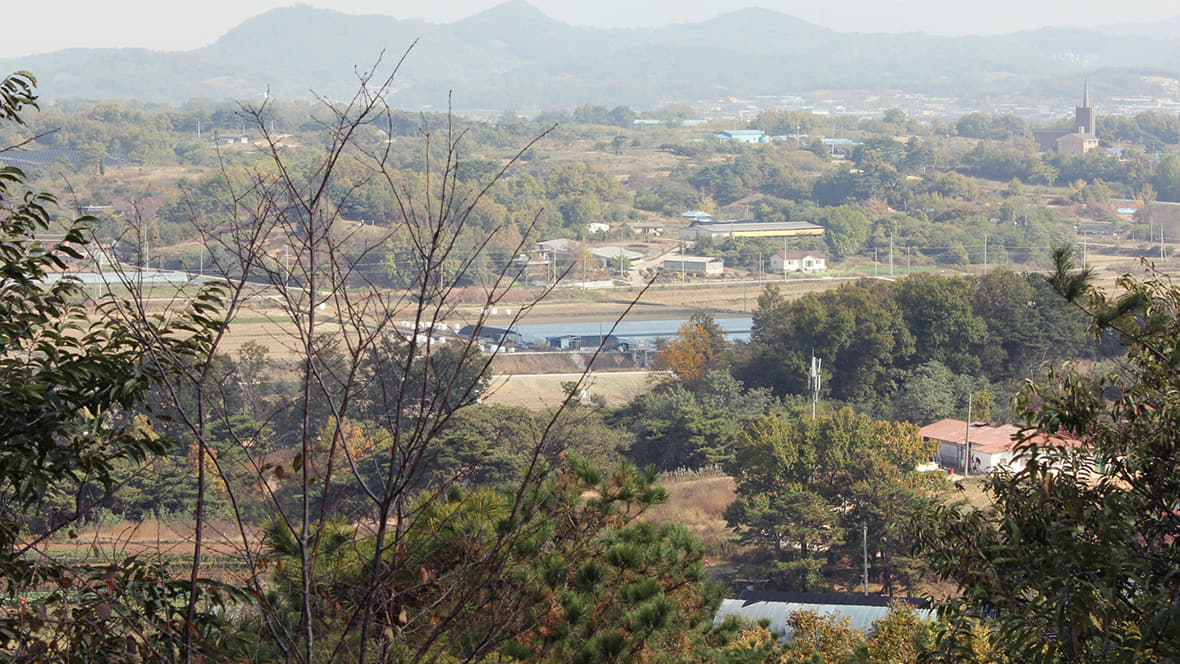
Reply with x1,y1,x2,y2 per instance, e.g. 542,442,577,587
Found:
808,354,822,420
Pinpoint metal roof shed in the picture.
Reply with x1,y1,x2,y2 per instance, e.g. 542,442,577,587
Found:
713,591,931,644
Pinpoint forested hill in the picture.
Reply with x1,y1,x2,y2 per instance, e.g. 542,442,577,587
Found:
3,2,1180,108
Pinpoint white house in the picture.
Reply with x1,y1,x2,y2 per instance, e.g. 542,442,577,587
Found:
772,251,826,274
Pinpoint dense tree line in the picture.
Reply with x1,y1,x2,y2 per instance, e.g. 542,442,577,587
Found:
732,271,1094,421
920,250,1180,663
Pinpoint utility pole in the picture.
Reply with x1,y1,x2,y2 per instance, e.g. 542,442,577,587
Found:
783,236,788,282
964,393,973,476
808,354,822,420
680,242,685,296
619,226,625,279
862,522,869,596
889,234,894,276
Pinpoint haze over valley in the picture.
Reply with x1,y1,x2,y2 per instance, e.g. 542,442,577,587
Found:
4,2,1180,114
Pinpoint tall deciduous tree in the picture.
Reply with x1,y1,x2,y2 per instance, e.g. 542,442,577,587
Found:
820,205,871,259
741,281,912,402
78,53,703,664
891,273,986,375
0,71,236,662
650,311,730,391
725,408,937,593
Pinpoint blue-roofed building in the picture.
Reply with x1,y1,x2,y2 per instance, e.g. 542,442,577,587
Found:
716,129,769,143
821,138,861,157
714,591,932,644
681,210,714,222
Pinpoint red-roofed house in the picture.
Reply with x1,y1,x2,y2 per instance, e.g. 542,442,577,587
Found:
919,418,1082,475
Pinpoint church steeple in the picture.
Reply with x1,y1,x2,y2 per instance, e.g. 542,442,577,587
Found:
1075,80,1097,135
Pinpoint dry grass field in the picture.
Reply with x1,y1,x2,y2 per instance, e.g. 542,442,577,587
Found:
43,519,255,559
48,473,741,568
642,472,740,563
43,469,982,598
483,370,652,409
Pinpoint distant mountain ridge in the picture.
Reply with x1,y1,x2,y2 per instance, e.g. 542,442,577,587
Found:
2,2,1178,110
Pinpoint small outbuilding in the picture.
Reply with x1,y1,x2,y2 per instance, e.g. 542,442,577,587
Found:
458,325,525,348
590,246,645,267
715,130,769,143
714,591,931,645
662,255,723,276
629,221,665,236
919,418,1084,475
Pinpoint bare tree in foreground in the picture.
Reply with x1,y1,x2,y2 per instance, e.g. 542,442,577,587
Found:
87,54,702,664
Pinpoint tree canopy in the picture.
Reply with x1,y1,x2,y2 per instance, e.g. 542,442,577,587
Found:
919,249,1180,663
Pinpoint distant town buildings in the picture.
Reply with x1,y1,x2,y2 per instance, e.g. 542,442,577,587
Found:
215,134,251,146
682,76,1180,129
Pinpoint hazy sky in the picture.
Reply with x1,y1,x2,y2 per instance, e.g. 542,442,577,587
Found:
4,0,1177,59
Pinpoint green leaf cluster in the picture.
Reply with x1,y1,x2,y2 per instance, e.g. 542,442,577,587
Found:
919,249,1180,662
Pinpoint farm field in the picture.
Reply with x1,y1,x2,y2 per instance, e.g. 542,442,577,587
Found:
483,370,651,409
